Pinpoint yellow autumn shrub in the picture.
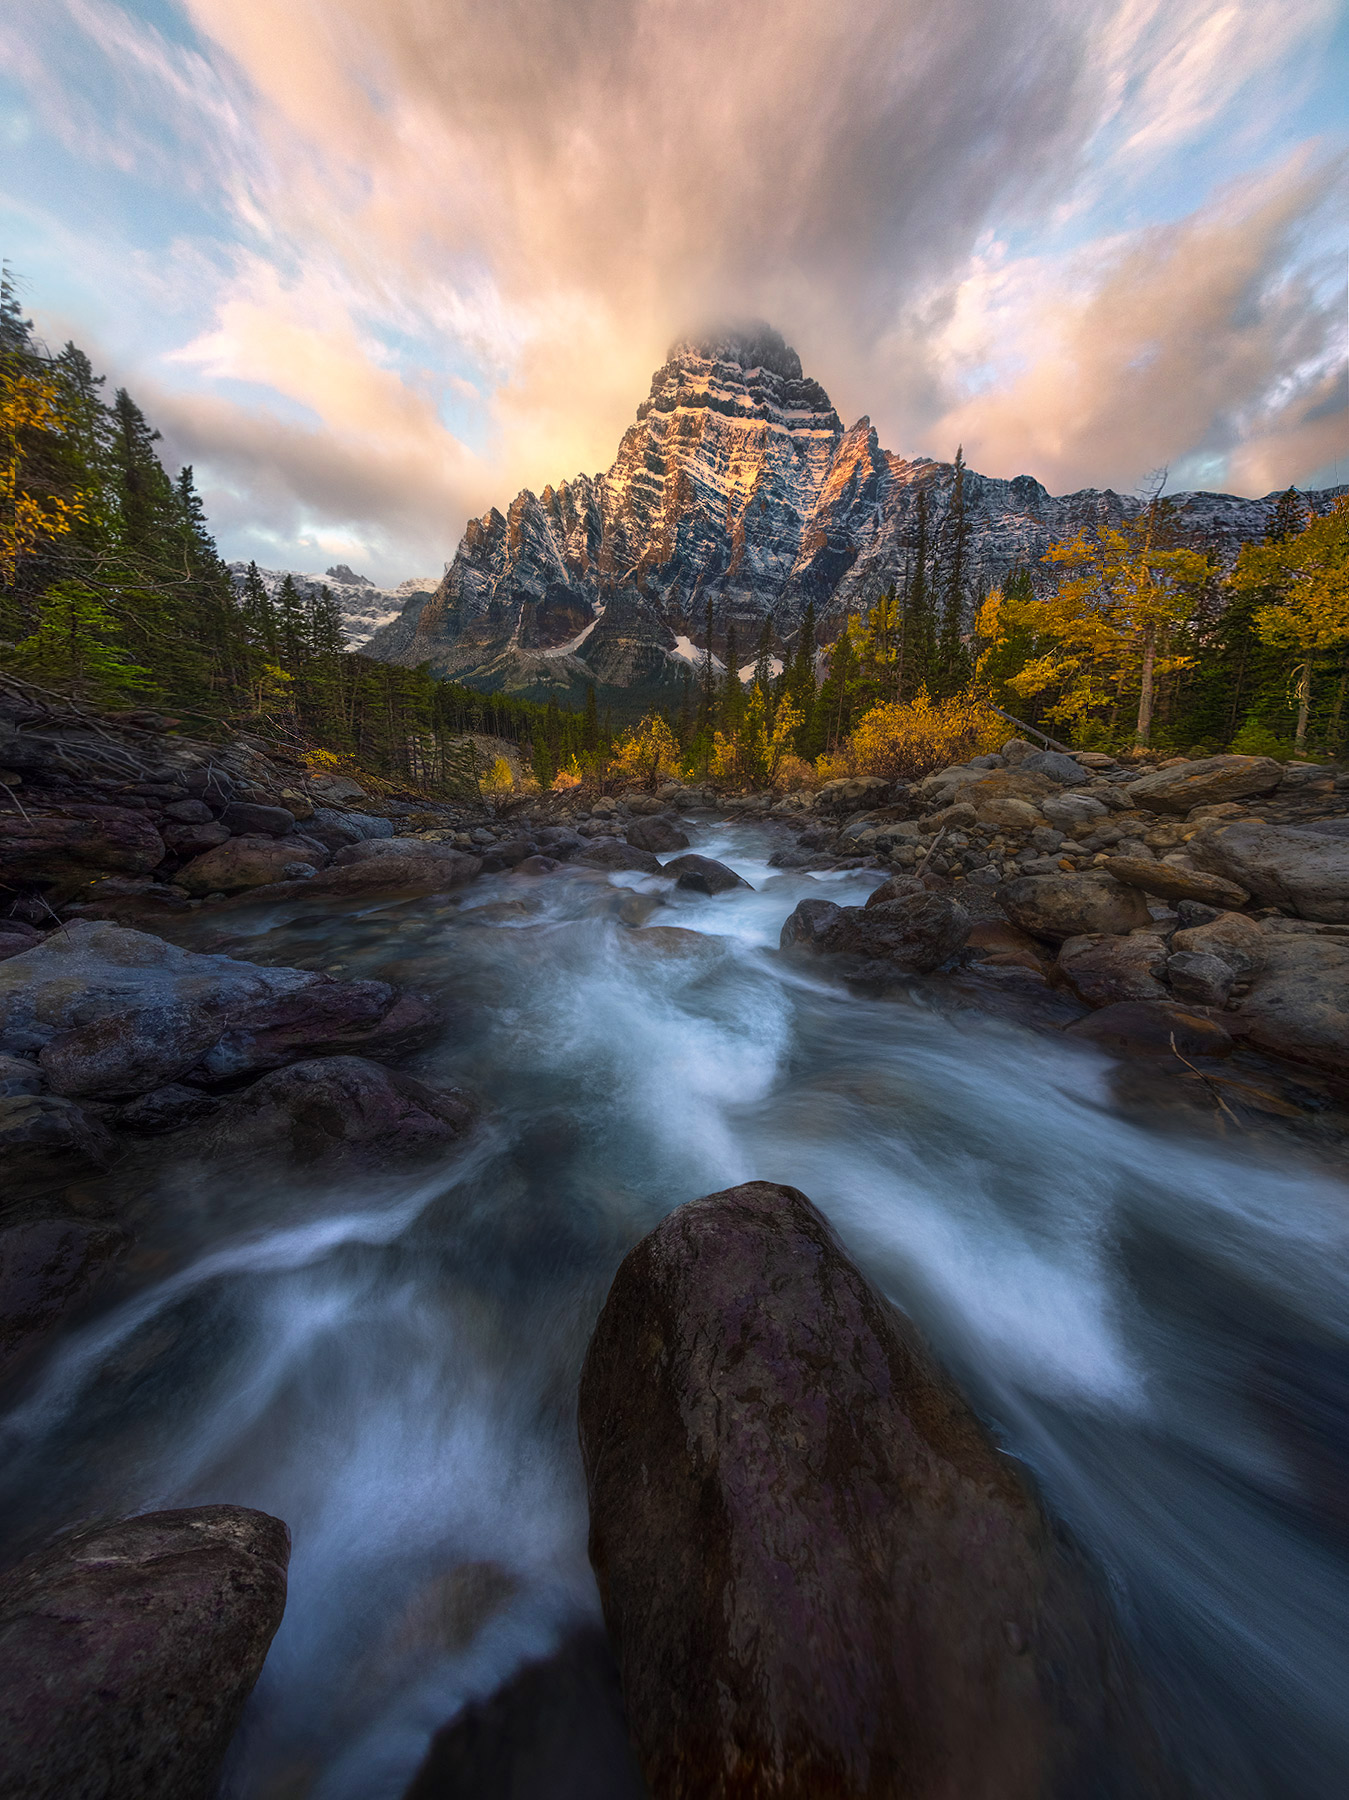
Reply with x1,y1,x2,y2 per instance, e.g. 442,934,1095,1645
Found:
840,689,1004,781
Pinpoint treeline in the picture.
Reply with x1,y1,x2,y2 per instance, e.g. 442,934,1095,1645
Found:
0,272,604,793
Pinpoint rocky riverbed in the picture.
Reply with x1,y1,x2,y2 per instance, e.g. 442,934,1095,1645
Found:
2,694,1349,1797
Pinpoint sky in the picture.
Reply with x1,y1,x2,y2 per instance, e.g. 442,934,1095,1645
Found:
2,0,1347,583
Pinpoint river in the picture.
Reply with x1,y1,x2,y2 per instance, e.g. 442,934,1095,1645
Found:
2,820,1347,1798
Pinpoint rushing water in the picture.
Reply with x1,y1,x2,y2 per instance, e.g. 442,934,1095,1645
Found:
3,820,1348,1798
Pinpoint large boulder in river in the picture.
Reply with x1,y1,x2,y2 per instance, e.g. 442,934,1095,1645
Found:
997,871,1150,942
579,1182,1161,1800
1187,821,1349,922
0,1506,289,1800
1228,933,1349,1072
175,832,328,895
1124,754,1282,814
0,921,434,1099
662,853,750,894
576,840,664,876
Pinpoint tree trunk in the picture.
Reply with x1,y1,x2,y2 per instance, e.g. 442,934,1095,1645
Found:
1295,661,1311,753
1135,626,1156,744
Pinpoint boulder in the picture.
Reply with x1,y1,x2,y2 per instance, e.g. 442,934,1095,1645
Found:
0,1093,116,1179
161,821,230,857
175,833,327,896
1057,933,1169,1006
662,854,751,895
1188,821,1349,922
304,806,395,851
1165,951,1235,1008
782,893,968,973
0,1215,130,1380
1170,910,1265,979
964,921,1051,976
1017,749,1090,785
404,1628,647,1800
217,801,295,837
1041,793,1108,829
576,841,664,876
533,827,584,860
863,874,925,908
974,797,1044,830
0,806,167,890
0,1506,289,1800
1123,754,1282,814
1100,855,1249,911
0,926,42,962
199,1057,476,1167
511,854,563,876
997,872,1150,942
162,798,214,824
625,816,690,853
779,898,845,950
115,1083,223,1134
1230,935,1349,1073
0,921,434,1099
578,1182,1159,1800
1066,1000,1234,1058
478,836,538,871
816,776,890,812
0,1052,44,1096
309,849,481,896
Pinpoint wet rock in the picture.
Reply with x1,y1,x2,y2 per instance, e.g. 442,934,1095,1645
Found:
404,1627,648,1800
0,924,42,962
625,816,690,853
199,1056,476,1166
1124,754,1282,814
576,840,664,875
163,798,214,824
997,871,1150,942
308,846,482,896
662,853,751,894
161,820,230,857
0,1215,130,1379
1170,910,1265,979
115,1083,223,1134
304,806,396,851
825,893,969,971
863,874,925,908
578,1181,1160,1800
1100,855,1249,910
533,827,584,860
1057,933,1169,1006
1229,935,1349,1073
217,801,296,836
965,920,1051,975
1165,951,1236,1008
779,897,844,949
478,836,538,871
176,833,328,896
0,806,167,890
1189,821,1349,923
0,921,434,1098
0,1051,44,1096
0,1506,289,1800
1018,749,1090,785
511,854,563,876
0,1094,116,1181
1066,1000,1234,1058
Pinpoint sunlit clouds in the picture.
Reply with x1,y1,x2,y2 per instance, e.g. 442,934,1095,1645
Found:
2,0,1346,576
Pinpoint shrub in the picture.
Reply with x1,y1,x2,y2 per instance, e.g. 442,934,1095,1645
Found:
481,755,515,798
1229,715,1293,759
843,689,1004,781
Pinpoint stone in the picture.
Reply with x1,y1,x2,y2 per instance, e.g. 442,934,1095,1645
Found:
578,1181,1159,1800
0,1093,116,1181
162,798,214,824
0,921,435,1098
975,797,1043,830
309,845,482,895
997,872,1150,942
176,834,328,896
964,920,1050,975
0,807,167,890
215,801,296,837
1124,754,1282,814
478,835,538,870
662,853,751,894
783,893,968,973
1165,951,1235,1008
0,1215,130,1379
115,1083,223,1134
0,1506,289,1800
1041,793,1108,829
1099,854,1249,910
0,928,41,962
622,791,671,815
0,1051,44,1095
1229,934,1349,1073
576,840,664,876
1000,736,1035,762
304,806,396,851
624,815,690,853
779,898,844,949
1189,821,1349,922
533,827,585,860
511,855,563,876
199,1056,476,1167
1057,934,1169,1006
1066,1000,1234,1058
1017,749,1090,785
1170,911,1265,979
404,1628,647,1800
863,874,924,908
161,821,231,856
816,776,891,812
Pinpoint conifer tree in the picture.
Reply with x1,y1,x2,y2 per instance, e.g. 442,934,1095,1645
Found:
936,447,971,695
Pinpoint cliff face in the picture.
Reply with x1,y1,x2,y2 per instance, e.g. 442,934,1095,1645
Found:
365,325,1344,703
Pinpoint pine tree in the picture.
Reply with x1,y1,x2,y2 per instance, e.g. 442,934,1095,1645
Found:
275,573,309,667
721,621,743,731
699,597,717,730
905,487,937,697
936,447,971,695
752,615,774,700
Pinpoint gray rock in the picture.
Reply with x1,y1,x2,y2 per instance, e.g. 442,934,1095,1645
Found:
176,833,328,896
816,776,891,812
0,1093,116,1179
1230,934,1349,1072
625,815,690,853
576,840,664,876
782,892,968,972
0,1506,289,1800
1057,934,1169,1006
1018,750,1089,785
1170,911,1265,979
1165,950,1236,1008
997,872,1150,942
779,898,845,949
1124,754,1283,814
217,801,296,837
0,1214,129,1379
162,798,214,824
1189,821,1349,922
115,1083,223,1134
1100,854,1250,910
1041,792,1108,828
0,1052,44,1096
305,806,396,850
662,854,751,894
0,807,167,890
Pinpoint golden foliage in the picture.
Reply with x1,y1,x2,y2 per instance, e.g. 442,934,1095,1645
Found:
481,755,515,798
1,355,86,583
611,714,679,787
838,689,1004,781
551,758,583,791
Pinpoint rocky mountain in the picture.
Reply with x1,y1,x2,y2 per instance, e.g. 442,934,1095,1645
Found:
227,563,439,651
364,325,1345,706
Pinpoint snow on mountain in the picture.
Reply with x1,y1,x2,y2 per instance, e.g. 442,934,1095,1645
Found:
226,562,439,650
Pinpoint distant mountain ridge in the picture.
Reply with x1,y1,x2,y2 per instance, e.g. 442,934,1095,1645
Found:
226,562,438,651
364,324,1346,704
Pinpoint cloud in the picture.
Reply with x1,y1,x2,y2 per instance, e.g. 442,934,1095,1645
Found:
9,0,1347,575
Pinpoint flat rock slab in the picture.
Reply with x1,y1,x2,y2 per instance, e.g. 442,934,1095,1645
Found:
579,1181,1168,1800
1123,755,1282,814
0,1505,289,1800
1100,856,1249,911
1191,821,1349,923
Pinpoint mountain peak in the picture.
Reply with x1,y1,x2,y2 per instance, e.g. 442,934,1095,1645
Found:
325,564,372,586
666,321,803,381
